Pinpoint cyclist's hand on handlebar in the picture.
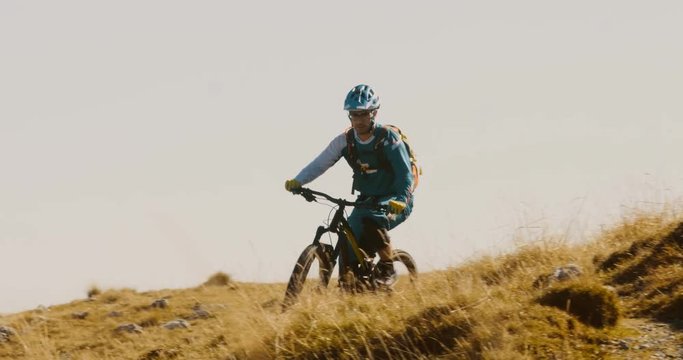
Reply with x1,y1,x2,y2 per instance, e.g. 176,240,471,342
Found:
285,179,302,192
388,200,407,214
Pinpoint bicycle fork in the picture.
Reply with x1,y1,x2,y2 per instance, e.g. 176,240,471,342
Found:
310,203,375,291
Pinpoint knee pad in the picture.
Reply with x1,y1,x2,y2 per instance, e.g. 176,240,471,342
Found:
361,217,391,254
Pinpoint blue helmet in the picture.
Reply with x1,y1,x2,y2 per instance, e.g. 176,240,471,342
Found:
343,84,380,111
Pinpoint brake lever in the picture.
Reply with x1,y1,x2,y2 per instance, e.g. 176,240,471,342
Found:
302,192,316,202
293,188,316,202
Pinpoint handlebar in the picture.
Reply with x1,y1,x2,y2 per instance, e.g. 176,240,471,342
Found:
292,187,388,211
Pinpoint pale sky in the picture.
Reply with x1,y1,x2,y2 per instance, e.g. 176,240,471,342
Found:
1,1,682,313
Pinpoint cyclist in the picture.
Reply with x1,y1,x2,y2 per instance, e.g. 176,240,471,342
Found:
285,84,415,287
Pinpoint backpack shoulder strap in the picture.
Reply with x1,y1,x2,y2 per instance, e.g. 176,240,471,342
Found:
345,125,391,165
374,125,392,170
345,127,356,162
344,127,361,195
383,124,402,141
374,125,390,150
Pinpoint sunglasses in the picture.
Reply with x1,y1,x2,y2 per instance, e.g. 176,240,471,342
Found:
348,110,374,118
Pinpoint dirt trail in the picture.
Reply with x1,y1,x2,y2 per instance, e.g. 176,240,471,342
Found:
600,318,683,359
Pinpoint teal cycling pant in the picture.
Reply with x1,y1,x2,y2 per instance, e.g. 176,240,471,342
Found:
344,195,414,262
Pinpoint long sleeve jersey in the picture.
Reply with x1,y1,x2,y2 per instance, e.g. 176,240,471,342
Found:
294,124,414,204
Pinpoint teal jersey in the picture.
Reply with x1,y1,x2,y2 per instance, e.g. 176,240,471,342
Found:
294,123,413,204
341,125,413,203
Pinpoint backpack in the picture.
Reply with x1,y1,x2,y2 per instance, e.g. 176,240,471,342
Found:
345,124,422,192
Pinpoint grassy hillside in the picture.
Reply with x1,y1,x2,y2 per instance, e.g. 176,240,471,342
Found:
1,208,682,359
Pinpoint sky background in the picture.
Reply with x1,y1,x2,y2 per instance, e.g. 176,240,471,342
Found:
2,1,683,313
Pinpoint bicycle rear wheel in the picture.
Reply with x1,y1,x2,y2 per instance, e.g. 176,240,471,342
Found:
283,243,334,307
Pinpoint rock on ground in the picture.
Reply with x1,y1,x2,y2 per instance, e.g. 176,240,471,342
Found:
162,319,190,330
115,323,143,334
0,326,15,342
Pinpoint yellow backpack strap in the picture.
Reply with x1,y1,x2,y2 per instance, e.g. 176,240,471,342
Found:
385,124,421,191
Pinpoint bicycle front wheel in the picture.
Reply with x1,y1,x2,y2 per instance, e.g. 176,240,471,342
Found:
283,243,334,307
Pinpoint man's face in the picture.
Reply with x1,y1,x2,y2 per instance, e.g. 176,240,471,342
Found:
349,110,376,135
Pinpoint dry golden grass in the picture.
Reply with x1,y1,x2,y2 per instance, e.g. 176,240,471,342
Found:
1,206,682,359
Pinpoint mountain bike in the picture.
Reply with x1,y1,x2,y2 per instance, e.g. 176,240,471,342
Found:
283,187,418,307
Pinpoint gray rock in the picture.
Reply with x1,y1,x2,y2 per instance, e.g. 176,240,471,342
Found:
192,308,212,319
107,311,123,318
162,319,190,330
533,263,583,288
0,326,15,342
151,299,169,309
552,263,582,281
618,339,630,350
71,311,89,319
189,304,212,319
115,323,143,334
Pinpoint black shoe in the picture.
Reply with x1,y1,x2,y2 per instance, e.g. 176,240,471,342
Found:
375,261,397,288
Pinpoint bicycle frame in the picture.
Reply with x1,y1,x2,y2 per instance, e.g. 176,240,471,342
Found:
284,187,417,307
295,188,384,276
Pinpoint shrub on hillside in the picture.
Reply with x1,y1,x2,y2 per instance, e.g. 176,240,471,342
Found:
538,282,620,328
87,285,102,299
402,304,473,355
600,221,683,287
203,272,232,286
655,291,683,322
596,236,657,271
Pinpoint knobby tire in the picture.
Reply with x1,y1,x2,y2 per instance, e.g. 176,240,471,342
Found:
392,249,418,281
283,244,333,308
